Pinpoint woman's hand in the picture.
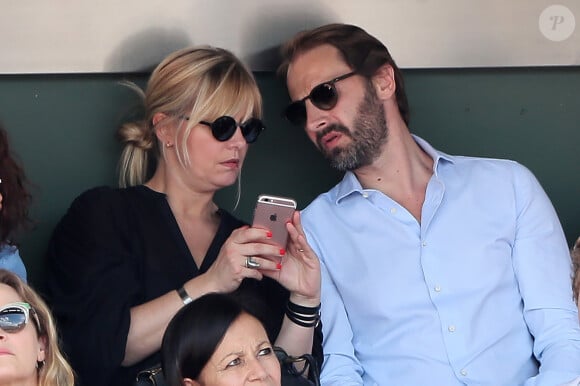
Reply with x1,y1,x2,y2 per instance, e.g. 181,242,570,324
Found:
202,226,286,293
261,211,321,306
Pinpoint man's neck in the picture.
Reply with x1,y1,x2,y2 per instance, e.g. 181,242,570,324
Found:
354,128,433,222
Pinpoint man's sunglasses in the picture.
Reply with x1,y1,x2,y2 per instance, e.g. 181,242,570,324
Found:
283,71,357,127
0,302,36,333
182,115,265,144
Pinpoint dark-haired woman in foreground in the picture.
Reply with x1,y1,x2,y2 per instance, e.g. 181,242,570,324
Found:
163,293,281,386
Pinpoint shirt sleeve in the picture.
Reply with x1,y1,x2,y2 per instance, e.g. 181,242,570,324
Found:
0,244,27,282
304,222,364,386
510,164,580,385
44,187,138,386
319,259,364,385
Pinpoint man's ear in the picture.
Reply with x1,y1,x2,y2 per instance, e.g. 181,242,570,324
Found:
372,64,396,100
183,377,201,386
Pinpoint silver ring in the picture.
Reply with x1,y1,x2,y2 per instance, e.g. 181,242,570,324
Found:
245,256,260,269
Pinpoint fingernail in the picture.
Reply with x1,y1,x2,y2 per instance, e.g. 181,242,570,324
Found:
276,263,282,270
286,220,291,225
266,231,272,238
280,249,286,256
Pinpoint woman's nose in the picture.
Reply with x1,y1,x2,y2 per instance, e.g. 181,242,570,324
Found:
228,126,247,147
246,359,269,382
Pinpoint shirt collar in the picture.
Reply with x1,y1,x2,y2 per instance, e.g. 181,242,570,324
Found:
334,135,455,204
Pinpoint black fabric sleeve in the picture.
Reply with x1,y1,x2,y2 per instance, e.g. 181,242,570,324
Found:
44,187,139,386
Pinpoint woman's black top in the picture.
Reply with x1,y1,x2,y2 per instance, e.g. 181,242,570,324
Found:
44,185,323,386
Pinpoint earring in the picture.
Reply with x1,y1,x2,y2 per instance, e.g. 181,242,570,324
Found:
166,142,173,148
36,360,45,369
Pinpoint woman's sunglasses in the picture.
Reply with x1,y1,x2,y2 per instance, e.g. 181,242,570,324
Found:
0,302,35,333
181,115,264,144
283,71,357,127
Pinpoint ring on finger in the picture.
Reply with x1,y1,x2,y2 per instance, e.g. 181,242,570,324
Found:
245,256,260,269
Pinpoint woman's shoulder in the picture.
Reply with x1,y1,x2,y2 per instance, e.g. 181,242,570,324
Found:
57,185,159,230
70,185,159,209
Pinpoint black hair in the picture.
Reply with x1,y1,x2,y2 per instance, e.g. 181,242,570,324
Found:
161,292,261,385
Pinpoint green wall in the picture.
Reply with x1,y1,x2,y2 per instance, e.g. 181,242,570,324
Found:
0,67,579,287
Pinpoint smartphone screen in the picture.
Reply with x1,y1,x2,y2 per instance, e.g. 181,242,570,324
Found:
252,194,297,247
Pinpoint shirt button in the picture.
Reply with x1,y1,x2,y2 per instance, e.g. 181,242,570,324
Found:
448,325,456,332
434,285,441,292
460,369,468,376
390,207,397,214
422,241,428,247
362,192,369,198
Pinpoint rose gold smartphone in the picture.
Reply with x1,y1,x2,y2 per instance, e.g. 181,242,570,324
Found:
252,194,297,247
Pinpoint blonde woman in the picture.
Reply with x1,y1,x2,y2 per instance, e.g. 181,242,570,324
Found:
45,46,321,386
0,269,74,386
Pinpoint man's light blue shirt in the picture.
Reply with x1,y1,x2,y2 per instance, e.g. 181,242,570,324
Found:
302,136,580,386
0,244,27,282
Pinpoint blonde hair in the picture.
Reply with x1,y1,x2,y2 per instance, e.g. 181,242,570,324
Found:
117,46,262,188
0,269,75,386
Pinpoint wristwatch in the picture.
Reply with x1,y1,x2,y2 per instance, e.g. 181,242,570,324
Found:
177,286,192,305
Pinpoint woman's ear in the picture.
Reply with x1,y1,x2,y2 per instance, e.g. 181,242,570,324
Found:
182,377,201,386
152,112,168,127
152,112,173,146
37,336,47,363
372,64,396,100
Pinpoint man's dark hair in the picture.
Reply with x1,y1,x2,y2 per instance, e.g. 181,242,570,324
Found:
278,23,410,124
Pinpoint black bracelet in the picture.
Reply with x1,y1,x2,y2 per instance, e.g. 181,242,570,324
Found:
285,301,321,328
288,312,318,321
287,301,321,315
177,286,192,305
286,309,321,328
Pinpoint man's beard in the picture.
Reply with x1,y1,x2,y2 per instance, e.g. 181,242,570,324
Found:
315,82,388,171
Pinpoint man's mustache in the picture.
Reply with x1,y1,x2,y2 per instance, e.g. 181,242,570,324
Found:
315,124,352,149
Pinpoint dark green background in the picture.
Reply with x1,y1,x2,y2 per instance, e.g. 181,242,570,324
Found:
1,67,579,287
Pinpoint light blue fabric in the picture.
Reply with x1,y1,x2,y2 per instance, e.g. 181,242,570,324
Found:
302,136,580,386
0,243,27,282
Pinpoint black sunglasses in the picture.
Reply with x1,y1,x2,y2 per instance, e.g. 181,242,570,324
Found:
192,116,264,144
283,71,357,127
0,302,35,333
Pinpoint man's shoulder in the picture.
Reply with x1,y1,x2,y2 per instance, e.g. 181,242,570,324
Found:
445,153,532,178
302,183,343,215
448,152,518,166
